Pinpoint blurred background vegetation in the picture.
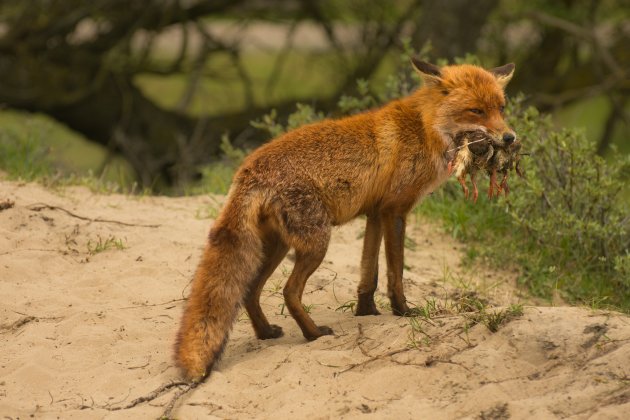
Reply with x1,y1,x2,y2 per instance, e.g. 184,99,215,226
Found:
0,0,628,310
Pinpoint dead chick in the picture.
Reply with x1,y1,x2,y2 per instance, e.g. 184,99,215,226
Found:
449,130,494,202
487,139,522,198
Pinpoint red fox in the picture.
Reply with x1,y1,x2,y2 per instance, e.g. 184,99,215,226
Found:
175,59,516,381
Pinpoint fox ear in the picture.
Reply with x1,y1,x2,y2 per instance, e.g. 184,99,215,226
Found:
411,58,442,87
490,63,515,89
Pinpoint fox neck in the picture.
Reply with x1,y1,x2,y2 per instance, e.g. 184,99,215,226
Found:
407,88,452,155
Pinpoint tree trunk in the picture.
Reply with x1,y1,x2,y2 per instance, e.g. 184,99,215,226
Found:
44,75,211,189
412,0,499,60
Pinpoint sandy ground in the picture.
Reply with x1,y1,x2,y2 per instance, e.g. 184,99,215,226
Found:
1,180,629,419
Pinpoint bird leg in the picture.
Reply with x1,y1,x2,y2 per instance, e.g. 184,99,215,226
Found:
457,174,469,199
470,171,479,203
488,169,500,199
499,172,510,196
515,160,524,178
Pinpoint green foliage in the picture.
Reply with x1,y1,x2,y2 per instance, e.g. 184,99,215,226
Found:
506,97,630,306
338,79,379,114
0,124,52,180
251,104,325,139
406,294,523,349
189,134,250,195
467,304,524,333
339,39,427,114
418,95,630,311
0,110,137,193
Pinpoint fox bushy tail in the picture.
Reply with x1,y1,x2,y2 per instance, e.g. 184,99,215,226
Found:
175,197,263,382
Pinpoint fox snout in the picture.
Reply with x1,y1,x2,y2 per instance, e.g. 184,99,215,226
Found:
488,130,516,149
502,132,515,145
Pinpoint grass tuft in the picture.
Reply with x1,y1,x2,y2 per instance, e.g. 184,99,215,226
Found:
87,235,127,255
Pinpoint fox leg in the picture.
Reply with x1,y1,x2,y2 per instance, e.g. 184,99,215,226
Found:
382,213,412,316
356,214,383,316
283,230,333,341
244,234,289,340
457,175,469,199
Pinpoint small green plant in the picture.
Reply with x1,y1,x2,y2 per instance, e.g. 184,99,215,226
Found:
404,293,523,351
414,297,449,319
194,196,222,220
407,315,432,349
87,235,127,255
404,235,417,251
277,302,314,315
190,134,249,195
452,291,487,313
194,204,220,220
264,279,284,297
375,295,392,312
467,304,524,333
336,300,357,313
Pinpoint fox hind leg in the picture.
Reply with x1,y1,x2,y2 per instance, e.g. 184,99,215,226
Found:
244,232,289,340
283,229,333,340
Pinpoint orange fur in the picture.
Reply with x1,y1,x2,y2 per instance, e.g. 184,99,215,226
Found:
175,60,516,382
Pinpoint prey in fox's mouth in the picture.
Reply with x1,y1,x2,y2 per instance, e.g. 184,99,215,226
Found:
448,130,524,202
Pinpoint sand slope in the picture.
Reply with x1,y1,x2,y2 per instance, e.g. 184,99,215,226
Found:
1,180,628,419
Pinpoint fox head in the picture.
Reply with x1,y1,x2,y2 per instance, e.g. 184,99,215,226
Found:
412,59,516,149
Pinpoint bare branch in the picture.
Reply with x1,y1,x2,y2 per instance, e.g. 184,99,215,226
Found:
528,10,625,77
27,203,161,228
597,95,628,155
265,21,298,99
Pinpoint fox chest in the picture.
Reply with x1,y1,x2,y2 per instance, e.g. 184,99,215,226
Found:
383,152,447,208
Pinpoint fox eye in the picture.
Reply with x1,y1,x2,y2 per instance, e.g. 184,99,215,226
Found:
469,108,484,115
499,105,505,113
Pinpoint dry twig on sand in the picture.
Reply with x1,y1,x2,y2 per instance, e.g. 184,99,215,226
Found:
27,203,161,228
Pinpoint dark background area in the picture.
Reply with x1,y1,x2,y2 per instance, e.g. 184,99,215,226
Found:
0,0,628,190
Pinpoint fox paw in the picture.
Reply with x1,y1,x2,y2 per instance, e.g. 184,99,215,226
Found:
355,295,381,316
304,325,334,341
257,324,284,340
317,325,334,336
392,302,422,317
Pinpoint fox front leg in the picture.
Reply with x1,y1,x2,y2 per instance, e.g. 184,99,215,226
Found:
356,214,383,316
382,213,413,316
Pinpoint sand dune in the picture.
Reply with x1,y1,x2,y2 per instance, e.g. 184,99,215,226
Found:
1,180,628,419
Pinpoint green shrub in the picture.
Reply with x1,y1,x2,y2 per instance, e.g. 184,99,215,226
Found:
189,134,250,195
418,96,630,311
251,103,325,138
505,97,630,307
